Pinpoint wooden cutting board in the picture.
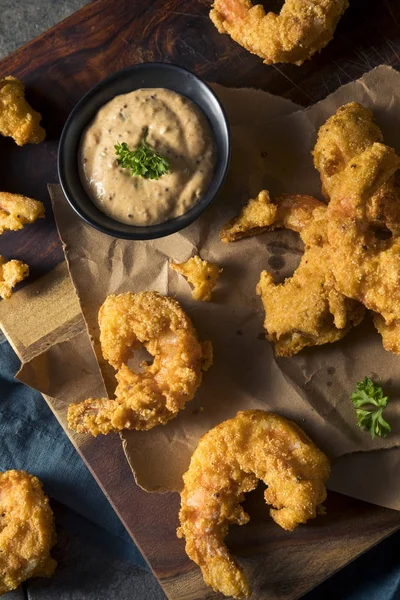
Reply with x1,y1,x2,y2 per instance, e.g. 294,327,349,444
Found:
1,1,400,598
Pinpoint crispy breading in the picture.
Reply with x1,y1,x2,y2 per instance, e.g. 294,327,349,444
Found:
68,292,212,435
0,77,45,146
313,102,383,198
314,103,400,353
220,190,322,242
170,255,222,301
177,410,330,599
0,192,45,235
324,143,400,351
0,256,29,299
220,190,277,242
210,0,348,66
222,190,364,355
0,470,56,595
240,193,364,356
373,313,400,355
313,102,400,235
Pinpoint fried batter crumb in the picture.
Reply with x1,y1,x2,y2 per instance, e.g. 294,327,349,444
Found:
0,192,45,235
220,190,277,242
0,76,46,146
170,255,222,301
0,256,29,299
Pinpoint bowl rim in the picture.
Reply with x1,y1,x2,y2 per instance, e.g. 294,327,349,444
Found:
57,61,231,240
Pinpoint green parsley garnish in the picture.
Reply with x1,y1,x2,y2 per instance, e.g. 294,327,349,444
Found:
115,129,169,180
351,377,392,439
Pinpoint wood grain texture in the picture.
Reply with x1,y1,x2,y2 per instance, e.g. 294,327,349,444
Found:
1,0,400,598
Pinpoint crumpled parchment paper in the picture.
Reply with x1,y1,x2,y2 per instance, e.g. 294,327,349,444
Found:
6,68,400,509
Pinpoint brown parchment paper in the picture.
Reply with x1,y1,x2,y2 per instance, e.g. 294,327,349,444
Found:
44,65,400,497
5,71,400,511
0,262,84,363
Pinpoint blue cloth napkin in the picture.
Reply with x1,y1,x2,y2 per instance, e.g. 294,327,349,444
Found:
1,331,399,599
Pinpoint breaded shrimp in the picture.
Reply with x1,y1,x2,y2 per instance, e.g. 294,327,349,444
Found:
0,77,45,146
0,256,29,299
210,0,348,66
325,143,400,353
0,192,45,235
0,470,56,595
177,410,330,599
68,291,212,435
239,192,364,356
314,102,400,235
170,255,223,301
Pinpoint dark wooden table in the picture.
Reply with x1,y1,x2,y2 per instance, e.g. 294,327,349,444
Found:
1,1,400,598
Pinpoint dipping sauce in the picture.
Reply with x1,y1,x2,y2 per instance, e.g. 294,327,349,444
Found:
79,88,216,226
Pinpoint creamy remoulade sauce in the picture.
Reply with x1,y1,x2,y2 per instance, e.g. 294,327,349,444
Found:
79,88,216,226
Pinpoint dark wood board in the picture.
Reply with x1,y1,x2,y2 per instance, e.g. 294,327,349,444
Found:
1,0,400,598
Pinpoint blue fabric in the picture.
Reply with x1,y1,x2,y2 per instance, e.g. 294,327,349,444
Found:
1,331,399,598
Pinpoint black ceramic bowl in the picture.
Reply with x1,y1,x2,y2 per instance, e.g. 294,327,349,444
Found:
58,62,230,240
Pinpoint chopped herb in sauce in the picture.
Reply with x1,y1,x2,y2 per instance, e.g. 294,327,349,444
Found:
80,88,215,226
115,129,170,180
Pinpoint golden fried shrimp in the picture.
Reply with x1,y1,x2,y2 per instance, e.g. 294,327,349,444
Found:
68,291,212,435
220,190,322,242
313,102,400,235
170,255,222,301
314,104,400,353
177,410,330,599
0,77,45,146
0,256,29,299
0,192,45,235
210,0,348,66
314,103,383,198
0,470,56,595
251,193,363,356
325,142,400,352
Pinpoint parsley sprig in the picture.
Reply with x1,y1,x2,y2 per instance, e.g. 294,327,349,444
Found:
351,377,392,439
115,129,169,180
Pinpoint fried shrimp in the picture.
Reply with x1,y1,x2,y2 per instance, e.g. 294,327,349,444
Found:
314,102,400,235
0,256,29,299
314,103,383,198
0,470,56,595
324,143,400,353
248,192,364,356
177,410,330,599
0,77,45,146
68,291,212,435
210,0,348,66
0,192,45,235
220,190,322,242
170,255,222,301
